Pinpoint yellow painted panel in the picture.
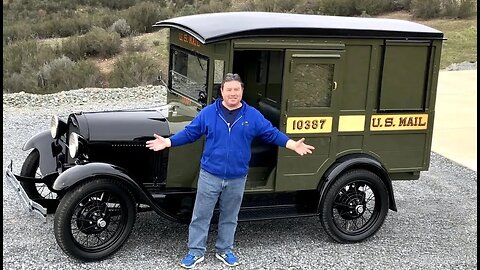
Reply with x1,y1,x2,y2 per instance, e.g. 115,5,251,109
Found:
286,116,332,134
370,114,429,131
338,115,365,132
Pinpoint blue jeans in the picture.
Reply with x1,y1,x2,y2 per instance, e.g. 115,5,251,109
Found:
187,169,247,257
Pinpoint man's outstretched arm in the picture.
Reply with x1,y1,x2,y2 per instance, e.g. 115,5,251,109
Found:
285,138,315,156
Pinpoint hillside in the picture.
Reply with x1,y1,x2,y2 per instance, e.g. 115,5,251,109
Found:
3,2,476,94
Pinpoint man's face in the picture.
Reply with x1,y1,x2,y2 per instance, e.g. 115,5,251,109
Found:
221,80,243,108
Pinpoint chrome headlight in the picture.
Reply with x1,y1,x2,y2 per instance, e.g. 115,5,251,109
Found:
50,115,59,138
50,115,67,139
68,132,80,158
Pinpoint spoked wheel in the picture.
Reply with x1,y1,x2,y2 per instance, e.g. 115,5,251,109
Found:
54,178,136,261
319,169,389,243
20,149,57,200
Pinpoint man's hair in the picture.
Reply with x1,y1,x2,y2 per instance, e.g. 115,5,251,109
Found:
221,73,244,89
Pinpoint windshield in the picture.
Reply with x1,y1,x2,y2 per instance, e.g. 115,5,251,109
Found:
170,46,208,105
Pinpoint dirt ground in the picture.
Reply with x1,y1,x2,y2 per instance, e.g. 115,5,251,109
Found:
432,70,477,171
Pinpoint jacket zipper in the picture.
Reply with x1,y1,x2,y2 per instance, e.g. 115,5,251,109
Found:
218,113,243,178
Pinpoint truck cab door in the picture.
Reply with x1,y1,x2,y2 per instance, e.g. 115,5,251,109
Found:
276,49,346,191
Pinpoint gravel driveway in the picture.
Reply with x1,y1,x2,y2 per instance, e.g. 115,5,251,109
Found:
3,88,477,270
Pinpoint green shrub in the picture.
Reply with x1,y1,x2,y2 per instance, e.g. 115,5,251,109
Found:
411,0,441,18
3,23,34,45
109,19,132,37
457,0,477,18
441,0,459,17
109,53,161,88
295,0,322,14
197,0,233,13
177,4,197,16
253,0,276,12
125,1,169,34
90,9,123,30
273,0,298,12
37,56,103,93
233,0,256,11
3,39,58,74
62,27,121,60
3,68,39,94
355,0,393,16
97,0,137,9
125,38,148,52
37,56,76,90
73,60,105,87
171,0,194,13
391,0,412,11
319,0,358,16
31,16,92,39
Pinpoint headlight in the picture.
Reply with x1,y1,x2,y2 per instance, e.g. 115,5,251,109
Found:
50,115,59,138
50,115,67,139
68,132,79,158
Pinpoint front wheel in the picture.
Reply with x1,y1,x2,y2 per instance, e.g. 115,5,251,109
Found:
319,169,389,243
54,178,136,261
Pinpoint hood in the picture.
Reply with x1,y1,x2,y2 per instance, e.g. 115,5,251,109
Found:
70,108,170,142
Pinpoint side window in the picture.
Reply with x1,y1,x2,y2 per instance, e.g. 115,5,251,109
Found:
214,60,225,84
213,60,225,100
379,40,431,111
291,63,334,108
283,49,345,116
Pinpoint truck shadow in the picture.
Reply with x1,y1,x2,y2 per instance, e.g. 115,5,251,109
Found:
126,211,329,254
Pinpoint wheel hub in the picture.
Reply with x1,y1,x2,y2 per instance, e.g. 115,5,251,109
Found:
97,218,107,228
76,200,110,234
355,204,365,214
337,189,367,220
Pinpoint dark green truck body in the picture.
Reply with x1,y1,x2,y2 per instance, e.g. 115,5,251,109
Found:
154,12,444,193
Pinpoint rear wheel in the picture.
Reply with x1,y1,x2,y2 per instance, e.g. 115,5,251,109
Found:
54,178,136,261
319,169,389,243
20,149,57,200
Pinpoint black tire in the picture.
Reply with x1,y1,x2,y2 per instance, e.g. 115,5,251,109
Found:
54,178,136,261
319,169,389,243
20,149,57,200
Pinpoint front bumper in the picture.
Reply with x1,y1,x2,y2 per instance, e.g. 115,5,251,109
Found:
5,161,47,222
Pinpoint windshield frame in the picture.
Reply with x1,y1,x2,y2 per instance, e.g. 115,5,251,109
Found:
168,45,210,107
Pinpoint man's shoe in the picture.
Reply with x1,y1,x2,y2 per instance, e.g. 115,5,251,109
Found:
180,254,204,269
215,251,240,267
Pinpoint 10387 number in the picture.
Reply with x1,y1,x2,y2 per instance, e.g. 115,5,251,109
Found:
286,117,332,134
292,119,325,130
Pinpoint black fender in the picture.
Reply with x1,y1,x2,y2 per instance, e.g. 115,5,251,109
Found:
23,130,64,175
52,162,179,222
318,154,397,211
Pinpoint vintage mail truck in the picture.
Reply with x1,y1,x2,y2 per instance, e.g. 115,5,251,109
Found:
7,12,443,261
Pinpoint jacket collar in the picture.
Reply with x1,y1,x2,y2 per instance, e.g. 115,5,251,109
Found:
214,99,247,114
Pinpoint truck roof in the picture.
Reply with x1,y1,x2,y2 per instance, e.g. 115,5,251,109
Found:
153,11,444,44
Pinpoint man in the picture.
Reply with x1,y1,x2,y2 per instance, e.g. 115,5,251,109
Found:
146,73,314,268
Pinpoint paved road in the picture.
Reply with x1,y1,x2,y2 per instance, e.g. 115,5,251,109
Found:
432,70,477,171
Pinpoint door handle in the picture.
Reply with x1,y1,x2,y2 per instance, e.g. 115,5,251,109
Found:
333,81,338,90
283,99,289,126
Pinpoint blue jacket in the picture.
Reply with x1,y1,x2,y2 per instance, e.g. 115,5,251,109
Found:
169,99,289,179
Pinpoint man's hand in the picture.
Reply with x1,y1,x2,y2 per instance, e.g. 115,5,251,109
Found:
286,138,315,156
146,134,172,151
